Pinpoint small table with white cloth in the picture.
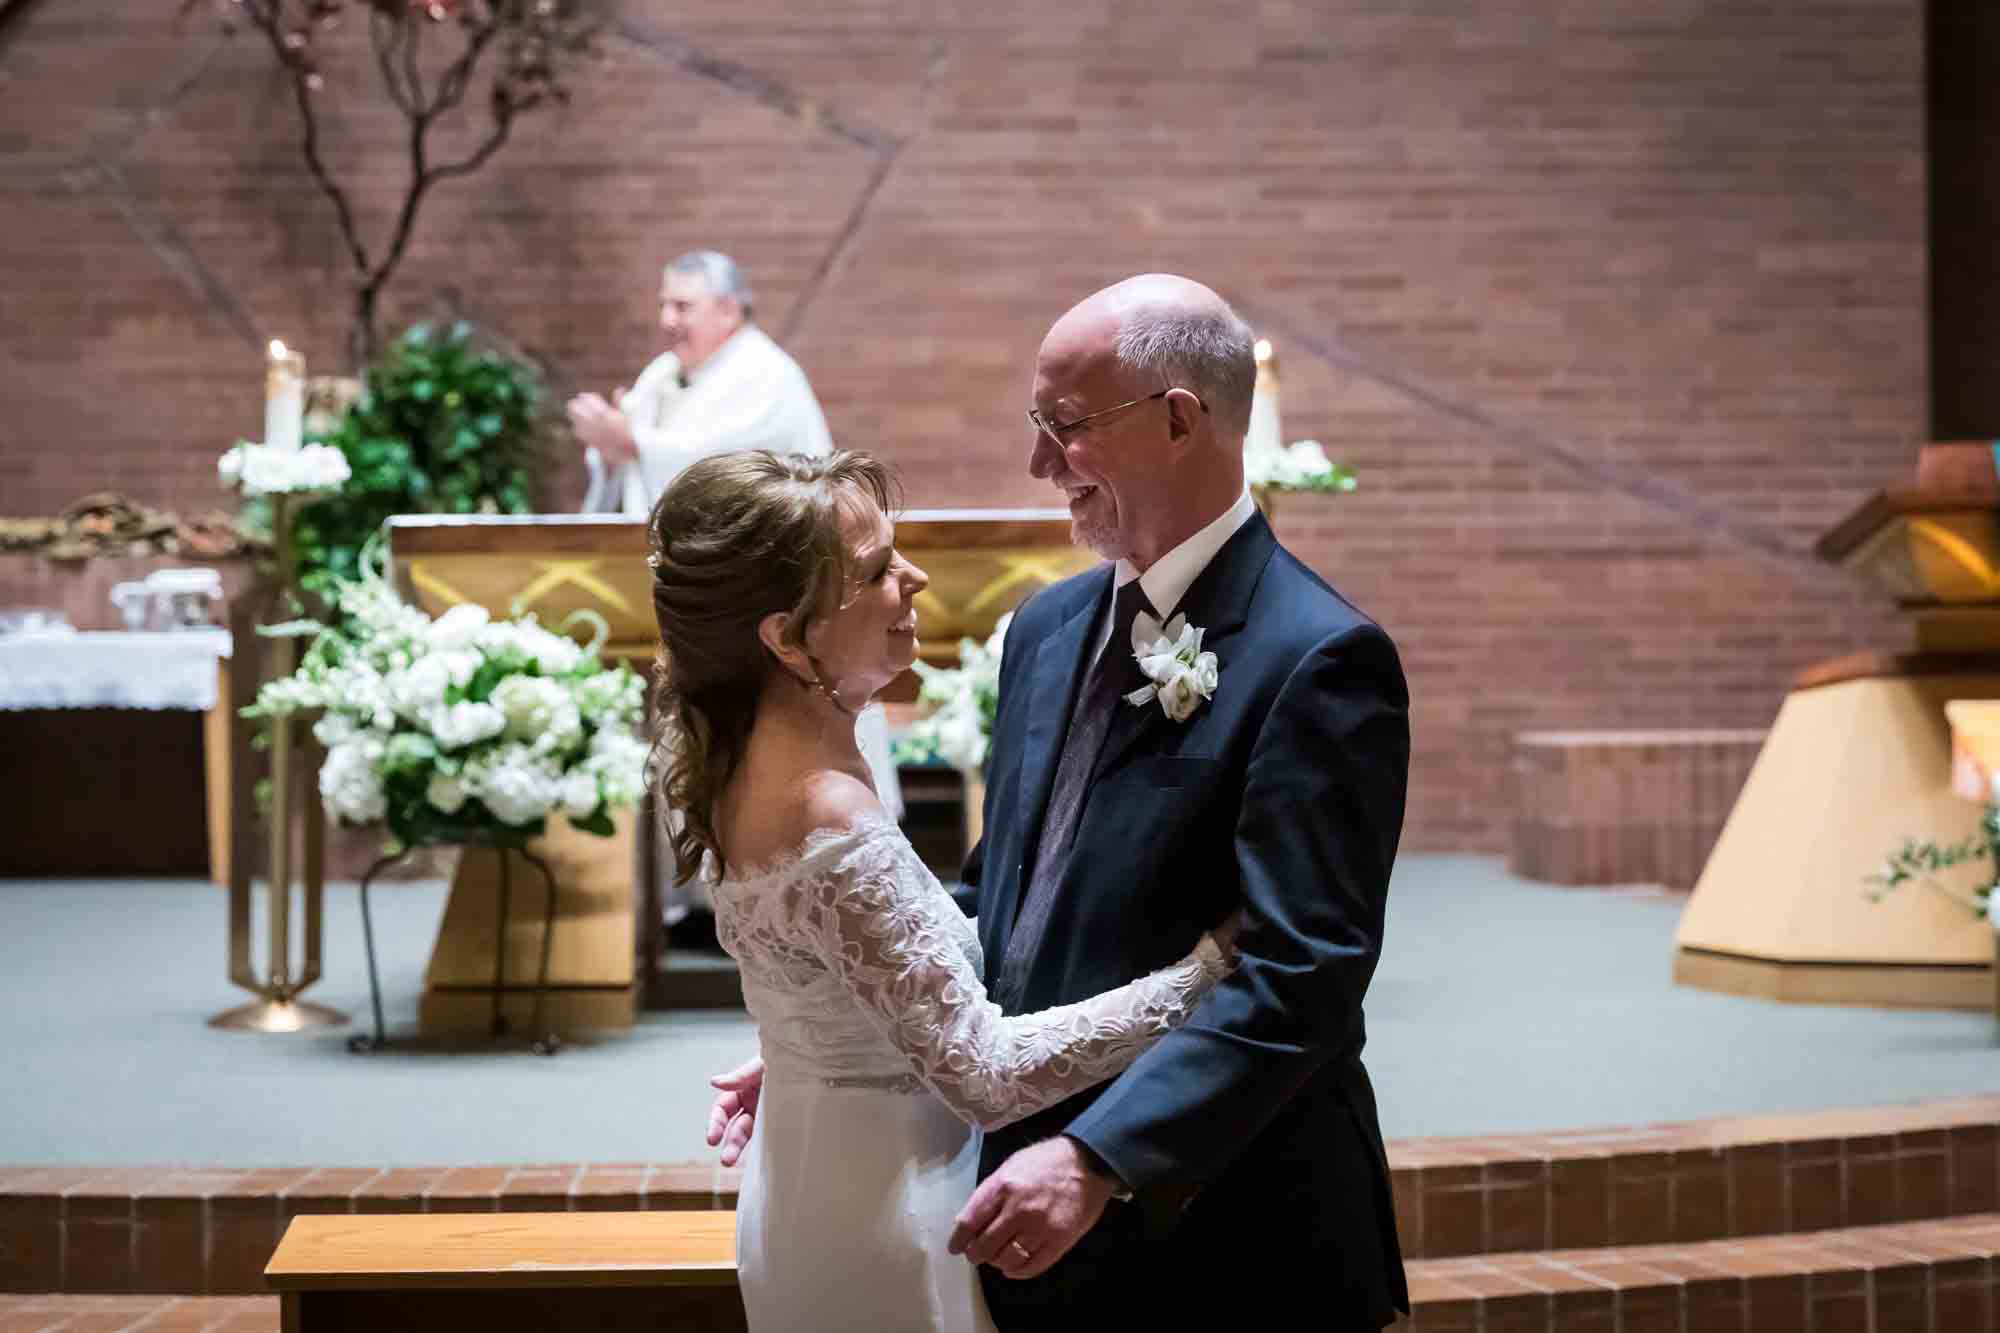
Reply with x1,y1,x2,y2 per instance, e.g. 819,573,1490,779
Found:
0,629,233,876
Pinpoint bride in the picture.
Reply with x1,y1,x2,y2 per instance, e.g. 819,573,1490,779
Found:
646,449,1236,1332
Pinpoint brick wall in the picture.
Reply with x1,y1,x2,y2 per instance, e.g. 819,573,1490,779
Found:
0,2,1924,850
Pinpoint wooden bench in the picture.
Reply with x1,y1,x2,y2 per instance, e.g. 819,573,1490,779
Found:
265,1210,745,1332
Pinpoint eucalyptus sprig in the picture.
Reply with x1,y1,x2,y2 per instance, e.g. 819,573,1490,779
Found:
1867,802,2000,919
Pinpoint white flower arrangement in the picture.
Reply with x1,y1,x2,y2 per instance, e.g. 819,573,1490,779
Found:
246,574,648,846
1125,613,1219,722
893,613,1010,777
218,441,352,497
1245,438,1356,494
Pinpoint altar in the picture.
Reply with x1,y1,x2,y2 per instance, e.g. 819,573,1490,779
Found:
384,508,1094,1031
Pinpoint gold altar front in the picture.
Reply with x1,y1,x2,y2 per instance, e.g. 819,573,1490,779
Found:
386,508,1092,1022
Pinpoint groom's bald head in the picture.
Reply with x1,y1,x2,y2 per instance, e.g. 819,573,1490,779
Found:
1029,275,1253,569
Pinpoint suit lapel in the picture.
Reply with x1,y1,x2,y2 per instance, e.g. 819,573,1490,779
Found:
989,569,1111,954
1090,512,1278,782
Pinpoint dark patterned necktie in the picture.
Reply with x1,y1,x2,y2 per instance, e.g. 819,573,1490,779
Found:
995,578,1157,1008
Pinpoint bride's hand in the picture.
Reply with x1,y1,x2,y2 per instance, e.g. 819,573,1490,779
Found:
706,1057,765,1167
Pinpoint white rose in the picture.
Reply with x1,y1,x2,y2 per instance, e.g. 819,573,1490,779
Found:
218,446,244,487
476,755,558,826
387,655,456,717
297,443,351,491
558,771,601,817
319,738,387,825
584,726,652,805
1192,651,1219,697
312,712,358,748
426,773,468,815
426,604,491,653
493,675,580,745
1286,439,1332,475
429,700,506,749
525,627,583,676
1158,668,1201,722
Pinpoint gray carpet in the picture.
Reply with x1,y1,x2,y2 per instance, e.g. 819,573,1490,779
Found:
2,857,1995,1167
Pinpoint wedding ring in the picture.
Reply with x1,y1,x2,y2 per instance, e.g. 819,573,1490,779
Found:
1008,1240,1034,1263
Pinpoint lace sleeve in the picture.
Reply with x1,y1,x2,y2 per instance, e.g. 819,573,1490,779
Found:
802,827,1232,1131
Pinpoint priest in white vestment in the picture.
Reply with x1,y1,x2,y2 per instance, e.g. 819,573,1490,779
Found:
567,250,900,921
570,251,834,515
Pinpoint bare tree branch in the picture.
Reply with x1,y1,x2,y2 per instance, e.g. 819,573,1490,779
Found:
427,107,515,183
369,8,412,117
432,11,502,115
243,0,371,279
196,0,593,371
401,10,427,117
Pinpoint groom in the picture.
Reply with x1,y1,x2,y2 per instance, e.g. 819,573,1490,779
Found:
943,274,1409,1328
708,274,1409,1328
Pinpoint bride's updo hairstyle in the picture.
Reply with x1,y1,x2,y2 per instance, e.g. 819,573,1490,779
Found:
647,448,901,881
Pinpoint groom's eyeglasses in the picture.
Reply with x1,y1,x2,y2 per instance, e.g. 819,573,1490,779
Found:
1027,386,1194,449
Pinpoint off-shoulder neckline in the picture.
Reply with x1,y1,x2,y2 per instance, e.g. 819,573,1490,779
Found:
708,810,905,887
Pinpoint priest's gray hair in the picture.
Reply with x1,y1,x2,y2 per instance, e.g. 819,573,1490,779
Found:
1111,299,1256,441
667,250,755,320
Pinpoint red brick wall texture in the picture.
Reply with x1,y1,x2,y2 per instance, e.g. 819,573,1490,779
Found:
0,2,1924,851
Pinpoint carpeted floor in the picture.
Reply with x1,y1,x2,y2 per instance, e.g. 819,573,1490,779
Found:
3,857,1995,1167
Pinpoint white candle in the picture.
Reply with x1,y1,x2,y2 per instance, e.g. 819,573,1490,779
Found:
1244,338,1282,462
265,339,306,451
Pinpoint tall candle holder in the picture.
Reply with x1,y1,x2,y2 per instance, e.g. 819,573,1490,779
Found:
209,344,353,1034
209,491,348,1034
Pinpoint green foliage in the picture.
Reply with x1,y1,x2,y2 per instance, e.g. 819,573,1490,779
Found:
1868,801,2000,917
1282,461,1359,494
277,323,549,610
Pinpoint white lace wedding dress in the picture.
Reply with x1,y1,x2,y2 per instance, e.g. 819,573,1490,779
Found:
708,812,1230,1333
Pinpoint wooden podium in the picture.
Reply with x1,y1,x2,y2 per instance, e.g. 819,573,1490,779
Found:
385,509,1095,1023
388,516,655,1034
1674,474,2000,1009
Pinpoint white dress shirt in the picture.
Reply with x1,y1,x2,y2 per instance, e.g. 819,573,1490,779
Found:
1092,487,1259,667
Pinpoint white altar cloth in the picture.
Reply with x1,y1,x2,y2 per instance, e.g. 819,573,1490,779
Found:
0,629,232,711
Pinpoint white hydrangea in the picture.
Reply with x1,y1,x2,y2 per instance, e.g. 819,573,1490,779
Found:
319,736,387,824
312,711,358,748
478,620,583,676
425,603,490,653
493,674,582,750
429,700,506,749
217,442,351,497
933,693,988,774
386,651,476,718
572,669,643,725
558,771,601,818
426,772,468,815
469,745,561,826
584,726,651,807
1246,438,1341,490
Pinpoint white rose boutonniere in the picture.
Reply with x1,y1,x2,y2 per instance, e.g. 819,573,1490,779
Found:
1125,613,1218,723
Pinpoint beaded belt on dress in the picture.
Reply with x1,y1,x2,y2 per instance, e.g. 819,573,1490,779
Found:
820,1073,926,1094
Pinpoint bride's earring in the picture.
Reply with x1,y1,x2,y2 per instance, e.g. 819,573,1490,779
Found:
801,652,853,715
808,675,846,711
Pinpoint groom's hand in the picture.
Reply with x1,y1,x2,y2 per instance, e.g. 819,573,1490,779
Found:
948,1136,1116,1280
704,1057,763,1167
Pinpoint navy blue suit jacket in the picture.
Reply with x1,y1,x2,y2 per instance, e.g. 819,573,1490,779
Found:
959,512,1409,1325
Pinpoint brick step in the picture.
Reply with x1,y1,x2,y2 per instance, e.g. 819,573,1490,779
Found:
1393,1097,2000,1259
0,1293,275,1331
1402,1213,2000,1333
7,1096,2000,1294
10,1217,2000,1333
